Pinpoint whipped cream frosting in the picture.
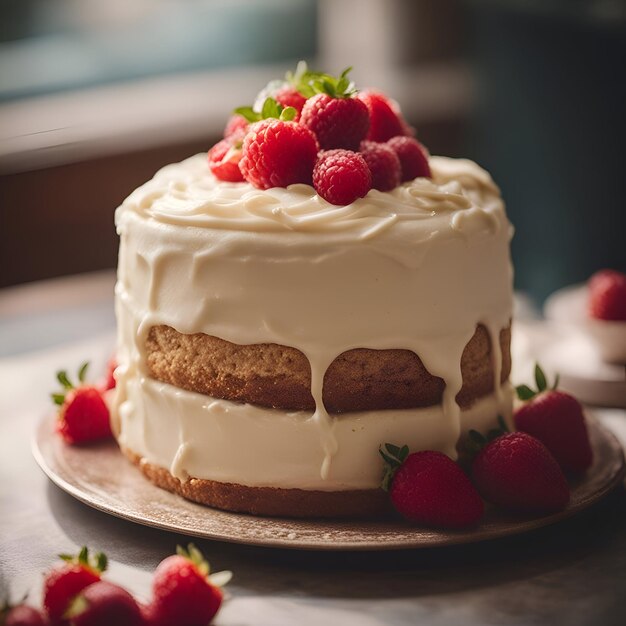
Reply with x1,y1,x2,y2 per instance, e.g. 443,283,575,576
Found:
113,153,514,489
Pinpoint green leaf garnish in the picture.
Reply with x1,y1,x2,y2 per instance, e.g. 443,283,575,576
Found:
379,442,410,492
56,370,73,390
77,361,89,383
534,363,547,392
515,384,536,401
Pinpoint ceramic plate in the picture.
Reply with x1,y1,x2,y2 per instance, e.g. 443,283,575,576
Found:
33,413,624,551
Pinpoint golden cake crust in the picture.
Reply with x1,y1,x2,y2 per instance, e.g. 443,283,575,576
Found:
122,447,390,518
145,324,511,412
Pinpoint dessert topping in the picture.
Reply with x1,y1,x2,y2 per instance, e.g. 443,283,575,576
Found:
312,149,372,205
208,62,433,203
359,140,402,191
357,90,414,142
386,136,431,181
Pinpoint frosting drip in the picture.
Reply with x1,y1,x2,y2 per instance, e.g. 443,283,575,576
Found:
113,154,514,486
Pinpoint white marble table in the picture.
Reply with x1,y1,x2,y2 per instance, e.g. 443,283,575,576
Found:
1,271,625,625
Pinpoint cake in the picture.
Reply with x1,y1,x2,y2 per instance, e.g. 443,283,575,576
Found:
111,68,514,518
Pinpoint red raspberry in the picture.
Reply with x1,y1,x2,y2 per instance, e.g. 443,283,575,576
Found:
472,432,570,514
359,141,401,191
223,114,248,139
300,93,370,150
313,149,372,205
149,545,224,626
274,85,307,119
381,446,483,528
588,269,626,321
386,136,431,181
358,91,413,142
208,137,245,183
239,119,318,189
52,363,112,445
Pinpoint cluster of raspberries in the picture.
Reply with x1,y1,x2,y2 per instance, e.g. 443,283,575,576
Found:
207,66,431,205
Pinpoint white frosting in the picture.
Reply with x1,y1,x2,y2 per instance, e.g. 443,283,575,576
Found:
113,153,514,489
118,377,513,490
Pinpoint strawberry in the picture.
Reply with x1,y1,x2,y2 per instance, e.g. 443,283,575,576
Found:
149,544,230,626
207,137,245,183
51,363,112,445
514,364,593,473
65,581,143,626
471,431,570,514
359,141,401,191
43,547,107,625
223,114,248,139
358,91,413,142
588,268,626,321
1,602,48,626
386,136,431,181
379,444,484,528
313,149,372,205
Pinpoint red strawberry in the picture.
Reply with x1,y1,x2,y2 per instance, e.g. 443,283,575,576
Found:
514,364,593,473
149,544,229,626
359,141,401,191
588,269,626,321
386,136,431,181
208,137,245,183
313,149,372,205
2,604,49,626
65,581,143,626
274,85,307,119
223,114,248,139
358,91,413,142
43,547,107,625
300,93,369,151
380,444,484,528
472,431,570,514
52,363,112,445
239,118,318,189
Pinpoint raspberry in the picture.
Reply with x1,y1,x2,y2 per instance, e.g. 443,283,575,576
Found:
358,91,413,142
274,85,307,119
313,149,372,205
588,269,626,321
239,119,318,189
208,138,244,183
223,114,248,139
359,141,401,191
300,93,370,150
387,136,431,181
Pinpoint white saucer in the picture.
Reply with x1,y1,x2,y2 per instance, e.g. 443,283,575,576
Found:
537,285,626,408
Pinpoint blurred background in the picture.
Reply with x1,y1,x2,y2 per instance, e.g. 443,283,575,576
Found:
1,0,625,302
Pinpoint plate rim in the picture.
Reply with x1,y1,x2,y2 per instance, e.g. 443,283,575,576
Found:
32,414,626,551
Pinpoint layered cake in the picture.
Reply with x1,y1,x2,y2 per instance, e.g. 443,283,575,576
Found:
112,68,514,517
